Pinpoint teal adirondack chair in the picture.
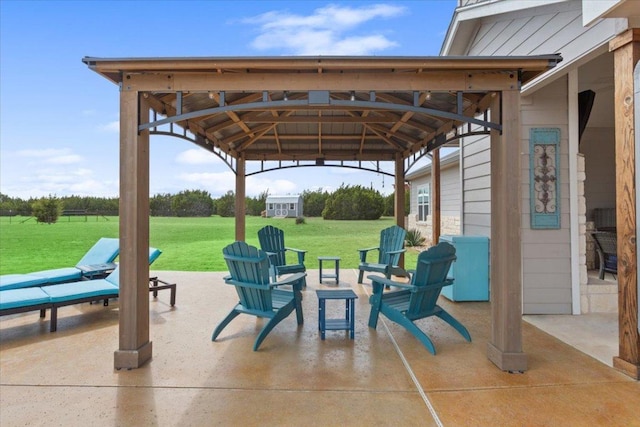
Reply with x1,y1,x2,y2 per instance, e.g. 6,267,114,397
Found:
367,241,471,355
357,225,407,284
258,225,307,286
212,241,305,351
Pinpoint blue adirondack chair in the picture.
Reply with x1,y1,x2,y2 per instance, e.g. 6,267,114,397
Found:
212,241,305,351
357,225,407,284
258,225,307,285
367,241,471,355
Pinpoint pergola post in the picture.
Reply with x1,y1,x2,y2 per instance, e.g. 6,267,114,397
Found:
114,91,152,370
235,155,246,242
610,28,640,380
395,154,406,268
431,148,441,245
487,90,527,372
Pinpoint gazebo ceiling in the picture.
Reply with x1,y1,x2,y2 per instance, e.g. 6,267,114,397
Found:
83,56,561,172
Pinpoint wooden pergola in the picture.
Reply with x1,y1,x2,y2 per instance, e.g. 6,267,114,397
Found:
84,55,570,371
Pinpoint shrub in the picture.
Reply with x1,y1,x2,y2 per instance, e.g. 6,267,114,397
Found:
302,189,331,217
171,189,214,217
405,228,426,247
215,191,236,217
295,216,306,225
31,195,62,224
322,184,384,220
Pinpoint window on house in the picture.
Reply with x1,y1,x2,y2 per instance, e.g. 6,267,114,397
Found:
268,203,273,210
290,203,295,210
418,185,430,221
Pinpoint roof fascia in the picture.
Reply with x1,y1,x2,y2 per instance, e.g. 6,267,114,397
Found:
521,42,610,96
406,150,460,180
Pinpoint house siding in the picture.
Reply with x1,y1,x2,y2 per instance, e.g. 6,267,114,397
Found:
461,132,491,236
456,78,572,314
455,0,624,314
465,1,616,63
521,78,572,314
408,161,461,242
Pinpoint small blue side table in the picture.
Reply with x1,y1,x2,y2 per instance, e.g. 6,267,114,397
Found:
318,256,340,284
316,289,358,340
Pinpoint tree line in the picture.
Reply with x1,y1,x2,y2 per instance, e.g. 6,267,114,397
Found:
0,186,408,223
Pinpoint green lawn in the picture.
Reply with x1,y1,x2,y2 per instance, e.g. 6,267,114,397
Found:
0,216,418,274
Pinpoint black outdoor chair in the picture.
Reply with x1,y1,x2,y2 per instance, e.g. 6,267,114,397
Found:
591,231,617,280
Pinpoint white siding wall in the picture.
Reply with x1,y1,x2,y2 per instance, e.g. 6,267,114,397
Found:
521,78,572,314
461,132,492,236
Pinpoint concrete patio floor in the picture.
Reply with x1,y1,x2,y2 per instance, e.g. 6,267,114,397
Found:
1,268,639,426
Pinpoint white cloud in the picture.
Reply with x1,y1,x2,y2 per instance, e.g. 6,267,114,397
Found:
98,121,119,132
244,3,405,55
45,154,83,165
3,167,118,199
178,171,298,197
17,148,70,158
16,148,83,165
176,148,219,165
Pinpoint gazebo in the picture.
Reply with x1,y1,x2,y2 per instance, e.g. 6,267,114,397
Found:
84,55,567,371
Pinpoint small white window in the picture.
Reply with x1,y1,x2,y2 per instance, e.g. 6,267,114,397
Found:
417,185,430,222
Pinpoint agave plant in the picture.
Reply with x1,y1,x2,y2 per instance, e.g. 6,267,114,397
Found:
405,228,426,247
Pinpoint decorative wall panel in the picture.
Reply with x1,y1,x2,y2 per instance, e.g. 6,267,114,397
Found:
530,128,560,229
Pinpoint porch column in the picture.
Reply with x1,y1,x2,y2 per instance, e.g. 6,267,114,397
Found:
487,90,527,372
431,148,441,245
395,154,406,269
235,154,246,241
114,91,152,370
610,28,640,380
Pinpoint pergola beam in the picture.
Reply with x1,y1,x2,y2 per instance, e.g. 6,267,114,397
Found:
121,71,520,92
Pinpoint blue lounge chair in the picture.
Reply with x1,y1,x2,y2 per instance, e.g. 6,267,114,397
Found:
367,241,472,355
0,237,120,290
212,241,305,351
31,237,120,283
1,247,175,332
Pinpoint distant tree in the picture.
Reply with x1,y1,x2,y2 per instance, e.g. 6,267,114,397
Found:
31,195,63,224
171,189,214,217
0,193,31,216
322,185,384,220
246,190,269,216
150,193,173,216
302,189,331,217
215,191,236,217
382,189,410,217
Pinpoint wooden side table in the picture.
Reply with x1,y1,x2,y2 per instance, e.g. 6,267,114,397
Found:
316,289,358,340
318,256,340,284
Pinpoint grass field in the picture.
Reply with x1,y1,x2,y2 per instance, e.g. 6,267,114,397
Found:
0,216,419,274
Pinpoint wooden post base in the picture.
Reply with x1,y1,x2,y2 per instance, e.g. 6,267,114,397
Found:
613,356,640,380
487,343,528,373
114,341,153,370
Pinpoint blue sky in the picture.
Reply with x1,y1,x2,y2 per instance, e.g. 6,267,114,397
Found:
0,1,457,199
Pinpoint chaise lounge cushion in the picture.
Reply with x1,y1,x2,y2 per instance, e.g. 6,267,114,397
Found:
76,237,120,266
0,274,49,291
41,280,119,303
0,287,51,310
30,268,83,284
